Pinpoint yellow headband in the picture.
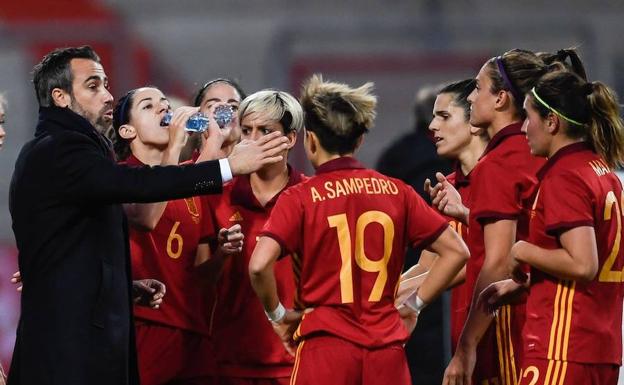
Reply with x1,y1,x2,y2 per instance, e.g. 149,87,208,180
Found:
530,87,584,126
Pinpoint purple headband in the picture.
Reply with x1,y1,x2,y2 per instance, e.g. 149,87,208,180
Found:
495,56,522,101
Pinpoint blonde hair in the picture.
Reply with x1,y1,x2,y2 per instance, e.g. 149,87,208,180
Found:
299,74,377,154
238,90,303,133
0,93,6,111
301,74,376,136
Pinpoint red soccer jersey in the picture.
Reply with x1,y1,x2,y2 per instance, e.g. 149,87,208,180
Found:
261,157,449,348
446,168,472,352
125,155,215,335
523,143,624,365
465,123,545,297
204,166,305,378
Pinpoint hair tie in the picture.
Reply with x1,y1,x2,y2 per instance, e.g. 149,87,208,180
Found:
531,87,584,126
495,56,522,101
583,82,595,96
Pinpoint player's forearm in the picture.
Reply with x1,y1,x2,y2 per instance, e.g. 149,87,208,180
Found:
124,202,168,231
418,247,467,303
516,241,596,282
448,265,466,288
195,248,227,283
249,266,280,313
195,136,226,163
457,259,509,349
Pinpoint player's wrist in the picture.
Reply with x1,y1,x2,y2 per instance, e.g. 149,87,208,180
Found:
266,302,287,323
403,294,427,315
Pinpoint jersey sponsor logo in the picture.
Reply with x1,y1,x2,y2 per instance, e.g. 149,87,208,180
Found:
229,211,243,222
183,197,200,224
310,177,399,202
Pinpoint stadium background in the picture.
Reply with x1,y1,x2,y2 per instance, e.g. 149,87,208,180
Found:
0,0,623,383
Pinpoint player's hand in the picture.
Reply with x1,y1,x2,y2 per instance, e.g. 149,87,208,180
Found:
478,279,527,315
509,241,531,284
271,309,303,357
10,270,22,292
394,273,428,306
197,103,238,160
397,304,419,334
133,279,166,309
429,173,468,222
442,347,476,385
0,362,6,385
166,106,199,148
217,225,244,255
227,132,289,176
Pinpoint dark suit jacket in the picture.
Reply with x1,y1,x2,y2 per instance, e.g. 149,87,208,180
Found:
8,106,223,385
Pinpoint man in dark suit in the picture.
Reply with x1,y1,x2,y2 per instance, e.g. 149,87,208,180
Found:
7,46,288,385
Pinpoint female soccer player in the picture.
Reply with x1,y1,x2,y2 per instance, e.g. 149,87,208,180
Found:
249,75,469,385
398,78,488,353
194,78,247,160
113,86,241,385
204,89,305,385
482,70,624,385
436,50,550,385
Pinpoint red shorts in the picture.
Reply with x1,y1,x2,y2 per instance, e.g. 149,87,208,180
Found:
135,322,217,385
518,357,619,385
290,335,411,385
474,304,524,385
217,377,289,385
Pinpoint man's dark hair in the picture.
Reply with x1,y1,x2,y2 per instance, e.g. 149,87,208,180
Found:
32,46,101,107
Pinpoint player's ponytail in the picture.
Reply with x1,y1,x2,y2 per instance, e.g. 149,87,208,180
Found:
530,70,624,168
587,82,624,168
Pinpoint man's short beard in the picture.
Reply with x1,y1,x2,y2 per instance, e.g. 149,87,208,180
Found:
69,95,112,135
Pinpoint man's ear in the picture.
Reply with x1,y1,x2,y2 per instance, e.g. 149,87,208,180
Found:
51,88,71,108
118,124,137,140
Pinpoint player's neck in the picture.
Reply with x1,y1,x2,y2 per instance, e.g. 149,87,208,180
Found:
314,152,354,169
486,113,521,139
130,143,166,166
250,161,289,207
548,136,585,159
457,137,488,175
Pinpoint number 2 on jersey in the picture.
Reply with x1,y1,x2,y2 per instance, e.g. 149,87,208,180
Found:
599,190,624,282
328,210,395,303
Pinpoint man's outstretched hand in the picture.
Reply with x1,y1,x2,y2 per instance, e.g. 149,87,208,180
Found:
227,131,289,175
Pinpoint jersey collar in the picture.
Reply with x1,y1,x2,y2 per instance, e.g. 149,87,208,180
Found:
315,156,366,175
536,142,593,181
481,122,524,157
231,164,303,210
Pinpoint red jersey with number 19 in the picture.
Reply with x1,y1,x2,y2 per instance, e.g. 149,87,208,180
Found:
524,142,624,365
261,157,448,348
125,155,214,335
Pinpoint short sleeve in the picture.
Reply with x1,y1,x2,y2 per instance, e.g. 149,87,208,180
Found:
260,187,304,254
405,184,449,249
541,173,594,235
471,160,522,223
